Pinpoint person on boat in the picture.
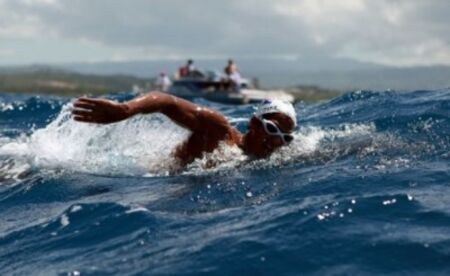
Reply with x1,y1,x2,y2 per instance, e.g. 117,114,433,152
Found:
228,70,242,93
222,59,242,92
224,59,238,76
179,59,195,78
154,72,172,92
72,92,296,166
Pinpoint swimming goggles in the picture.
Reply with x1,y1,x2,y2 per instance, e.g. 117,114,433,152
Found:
257,116,294,144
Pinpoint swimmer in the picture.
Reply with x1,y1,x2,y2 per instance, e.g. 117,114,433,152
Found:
72,92,296,165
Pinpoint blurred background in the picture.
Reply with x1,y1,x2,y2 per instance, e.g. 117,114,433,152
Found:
0,0,449,98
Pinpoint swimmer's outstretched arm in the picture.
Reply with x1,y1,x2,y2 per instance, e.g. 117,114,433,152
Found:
72,91,230,132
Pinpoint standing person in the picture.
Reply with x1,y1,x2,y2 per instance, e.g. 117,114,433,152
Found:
154,72,172,92
72,92,296,166
228,70,242,93
224,59,238,76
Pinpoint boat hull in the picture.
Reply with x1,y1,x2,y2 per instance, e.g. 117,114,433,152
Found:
169,81,294,105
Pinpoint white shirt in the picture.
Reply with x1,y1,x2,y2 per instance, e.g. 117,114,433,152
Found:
229,72,242,92
155,75,172,92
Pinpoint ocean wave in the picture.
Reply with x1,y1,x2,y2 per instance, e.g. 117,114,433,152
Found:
1,89,450,275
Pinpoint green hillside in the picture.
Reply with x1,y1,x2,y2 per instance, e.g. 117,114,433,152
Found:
0,66,153,96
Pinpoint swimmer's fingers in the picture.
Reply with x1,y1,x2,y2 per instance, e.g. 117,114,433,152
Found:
73,101,95,110
72,109,92,117
73,115,94,123
73,115,108,124
72,109,106,123
72,97,127,124
73,97,111,118
72,108,111,124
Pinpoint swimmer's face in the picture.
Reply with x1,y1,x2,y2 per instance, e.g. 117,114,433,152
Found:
245,113,295,158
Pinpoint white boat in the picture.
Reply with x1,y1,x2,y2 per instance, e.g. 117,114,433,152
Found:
168,70,294,104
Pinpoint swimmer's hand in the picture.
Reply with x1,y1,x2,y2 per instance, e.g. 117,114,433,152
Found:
72,97,130,124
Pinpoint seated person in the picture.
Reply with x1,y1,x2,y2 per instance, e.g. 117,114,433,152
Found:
179,59,195,78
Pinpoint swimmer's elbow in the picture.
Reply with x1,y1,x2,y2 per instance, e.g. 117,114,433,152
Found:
126,91,173,115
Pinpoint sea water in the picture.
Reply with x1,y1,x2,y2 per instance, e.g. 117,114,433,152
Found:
0,89,449,275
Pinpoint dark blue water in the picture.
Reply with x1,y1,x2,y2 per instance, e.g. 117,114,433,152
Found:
1,89,450,275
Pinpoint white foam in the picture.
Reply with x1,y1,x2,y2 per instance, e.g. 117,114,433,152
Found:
0,103,189,176
125,206,149,214
60,214,69,227
70,205,82,213
184,122,377,175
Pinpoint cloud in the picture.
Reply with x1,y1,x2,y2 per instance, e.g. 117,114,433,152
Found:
0,48,16,57
0,0,449,66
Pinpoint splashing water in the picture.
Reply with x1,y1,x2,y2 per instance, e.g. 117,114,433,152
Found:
1,100,386,179
0,89,450,275
1,102,190,177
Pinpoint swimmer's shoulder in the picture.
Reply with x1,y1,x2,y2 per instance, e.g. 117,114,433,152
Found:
195,106,242,142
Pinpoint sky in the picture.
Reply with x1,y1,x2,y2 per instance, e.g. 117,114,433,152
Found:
0,0,449,67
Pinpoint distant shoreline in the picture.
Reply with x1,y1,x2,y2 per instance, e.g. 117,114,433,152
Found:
0,66,342,102
0,65,153,97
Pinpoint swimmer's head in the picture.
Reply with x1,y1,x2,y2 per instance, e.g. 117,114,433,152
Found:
244,100,297,158
254,99,297,128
